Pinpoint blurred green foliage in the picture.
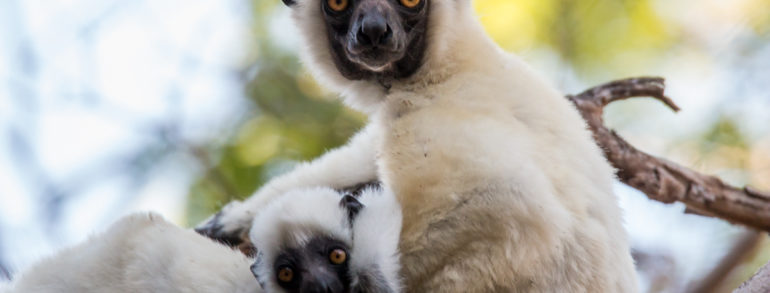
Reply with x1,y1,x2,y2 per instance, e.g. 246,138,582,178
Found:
475,0,671,72
186,1,365,224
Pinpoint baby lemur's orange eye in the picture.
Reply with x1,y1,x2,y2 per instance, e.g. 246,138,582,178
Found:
277,267,294,283
400,0,421,8
329,248,347,264
327,0,348,11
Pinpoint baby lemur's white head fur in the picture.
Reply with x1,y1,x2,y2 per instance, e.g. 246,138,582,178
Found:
249,187,402,293
283,0,478,113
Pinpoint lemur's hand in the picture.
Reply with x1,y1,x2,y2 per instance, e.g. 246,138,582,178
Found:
196,125,380,248
195,200,254,248
195,181,382,248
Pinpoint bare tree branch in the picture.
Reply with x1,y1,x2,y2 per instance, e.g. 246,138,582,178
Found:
569,77,770,291
567,77,770,232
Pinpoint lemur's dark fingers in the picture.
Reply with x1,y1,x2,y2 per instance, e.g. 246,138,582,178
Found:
194,200,254,250
194,211,248,248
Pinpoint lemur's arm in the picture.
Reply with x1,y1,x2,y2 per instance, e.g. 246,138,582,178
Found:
195,124,380,243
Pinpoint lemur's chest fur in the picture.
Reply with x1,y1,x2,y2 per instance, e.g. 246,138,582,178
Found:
373,75,554,242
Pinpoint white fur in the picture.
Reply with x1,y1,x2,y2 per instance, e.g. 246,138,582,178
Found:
249,187,402,292
205,0,639,292
6,213,259,293
350,188,402,292
249,188,353,292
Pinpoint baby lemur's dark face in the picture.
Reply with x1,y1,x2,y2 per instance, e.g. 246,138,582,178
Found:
250,194,376,293
271,236,352,293
287,0,430,82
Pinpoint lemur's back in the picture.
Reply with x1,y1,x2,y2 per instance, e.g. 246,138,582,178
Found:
6,213,257,293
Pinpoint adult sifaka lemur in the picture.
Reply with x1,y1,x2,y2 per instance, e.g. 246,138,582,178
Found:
197,0,639,292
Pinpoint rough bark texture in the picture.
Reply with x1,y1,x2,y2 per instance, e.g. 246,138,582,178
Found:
567,77,770,231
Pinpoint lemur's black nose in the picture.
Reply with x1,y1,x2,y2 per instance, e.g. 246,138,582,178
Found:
357,13,391,47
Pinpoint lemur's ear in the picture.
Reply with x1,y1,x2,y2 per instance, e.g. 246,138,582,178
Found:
282,0,296,6
340,195,364,223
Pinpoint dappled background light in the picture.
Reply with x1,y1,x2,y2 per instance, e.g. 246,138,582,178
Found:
1,0,768,291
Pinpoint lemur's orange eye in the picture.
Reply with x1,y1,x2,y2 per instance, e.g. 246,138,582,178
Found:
400,0,421,8
277,267,294,283
329,248,347,264
327,0,348,11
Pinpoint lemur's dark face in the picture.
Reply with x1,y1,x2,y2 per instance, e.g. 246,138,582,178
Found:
271,236,352,293
251,194,367,293
286,0,429,82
